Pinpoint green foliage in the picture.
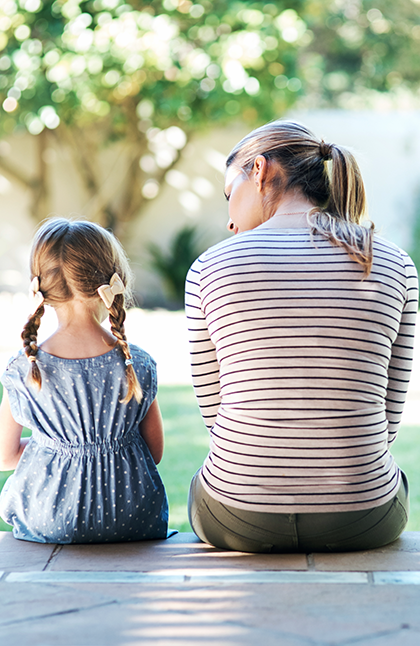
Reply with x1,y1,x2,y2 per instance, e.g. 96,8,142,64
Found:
157,384,209,532
0,0,304,137
148,225,205,306
1,0,419,138
1,1,420,232
392,425,420,532
409,187,420,279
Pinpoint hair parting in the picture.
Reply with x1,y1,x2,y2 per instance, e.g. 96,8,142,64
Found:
227,120,374,275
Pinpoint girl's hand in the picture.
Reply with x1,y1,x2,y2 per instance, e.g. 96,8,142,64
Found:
139,398,164,464
0,389,26,471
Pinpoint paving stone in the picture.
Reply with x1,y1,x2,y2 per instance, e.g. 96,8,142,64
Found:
345,629,420,646
374,571,420,585
0,532,55,572
1,581,420,646
5,569,368,584
50,532,308,572
313,532,420,572
0,581,114,627
228,583,420,643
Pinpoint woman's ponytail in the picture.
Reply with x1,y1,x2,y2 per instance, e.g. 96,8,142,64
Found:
310,143,374,276
327,145,367,225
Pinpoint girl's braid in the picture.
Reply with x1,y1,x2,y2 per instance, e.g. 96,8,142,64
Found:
21,303,45,389
108,294,142,403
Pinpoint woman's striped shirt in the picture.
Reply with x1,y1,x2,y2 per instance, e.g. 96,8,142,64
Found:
185,227,419,513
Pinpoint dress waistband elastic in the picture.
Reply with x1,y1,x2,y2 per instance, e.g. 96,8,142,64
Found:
31,429,139,457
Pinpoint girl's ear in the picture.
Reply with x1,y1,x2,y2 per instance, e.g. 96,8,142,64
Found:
252,155,268,191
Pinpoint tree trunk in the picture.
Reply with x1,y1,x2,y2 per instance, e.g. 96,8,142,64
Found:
0,130,49,221
31,128,49,220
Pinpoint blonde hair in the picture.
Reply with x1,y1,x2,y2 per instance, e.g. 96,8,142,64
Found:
227,120,374,275
22,218,142,403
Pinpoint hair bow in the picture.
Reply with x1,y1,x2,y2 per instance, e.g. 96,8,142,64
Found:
29,276,45,314
97,273,125,309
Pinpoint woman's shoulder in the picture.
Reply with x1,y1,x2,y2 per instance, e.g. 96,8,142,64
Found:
373,234,417,270
191,229,262,267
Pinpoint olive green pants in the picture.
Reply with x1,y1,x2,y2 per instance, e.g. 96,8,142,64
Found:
188,470,409,553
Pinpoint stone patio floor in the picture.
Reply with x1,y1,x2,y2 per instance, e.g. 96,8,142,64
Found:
1,530,420,646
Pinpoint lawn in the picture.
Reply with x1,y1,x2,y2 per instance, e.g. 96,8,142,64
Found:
0,384,419,533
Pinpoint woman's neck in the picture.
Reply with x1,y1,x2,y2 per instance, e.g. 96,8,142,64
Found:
259,194,314,229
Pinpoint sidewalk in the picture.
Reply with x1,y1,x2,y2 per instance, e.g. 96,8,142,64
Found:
1,530,420,645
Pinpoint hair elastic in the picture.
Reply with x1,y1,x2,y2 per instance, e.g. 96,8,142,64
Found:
319,140,333,161
125,358,134,366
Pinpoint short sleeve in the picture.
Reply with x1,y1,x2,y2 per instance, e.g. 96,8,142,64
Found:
130,345,157,421
1,353,31,428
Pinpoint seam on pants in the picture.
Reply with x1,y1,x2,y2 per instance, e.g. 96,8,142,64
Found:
324,497,408,551
203,500,275,551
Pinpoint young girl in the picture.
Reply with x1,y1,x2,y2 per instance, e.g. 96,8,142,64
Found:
0,218,169,543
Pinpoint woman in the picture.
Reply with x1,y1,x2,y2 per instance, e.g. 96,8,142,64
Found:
185,120,418,553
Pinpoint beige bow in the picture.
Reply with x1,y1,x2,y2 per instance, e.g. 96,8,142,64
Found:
97,273,125,309
29,276,44,314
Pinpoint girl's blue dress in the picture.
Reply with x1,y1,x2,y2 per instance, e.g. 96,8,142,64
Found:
0,344,169,543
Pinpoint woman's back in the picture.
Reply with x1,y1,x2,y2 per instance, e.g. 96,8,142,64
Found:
186,228,418,513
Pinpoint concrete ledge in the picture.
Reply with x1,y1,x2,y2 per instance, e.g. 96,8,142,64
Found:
1,530,420,575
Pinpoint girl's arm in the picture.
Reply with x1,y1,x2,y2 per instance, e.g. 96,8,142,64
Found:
139,397,164,464
0,389,27,471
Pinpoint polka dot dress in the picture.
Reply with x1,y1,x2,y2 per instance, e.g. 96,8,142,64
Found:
0,345,169,544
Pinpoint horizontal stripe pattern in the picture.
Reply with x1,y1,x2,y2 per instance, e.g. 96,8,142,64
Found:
185,230,419,512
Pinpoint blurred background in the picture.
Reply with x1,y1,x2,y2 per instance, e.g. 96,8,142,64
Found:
0,1,419,532
1,0,420,308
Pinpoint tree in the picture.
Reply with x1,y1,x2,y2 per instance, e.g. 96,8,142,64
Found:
0,0,419,236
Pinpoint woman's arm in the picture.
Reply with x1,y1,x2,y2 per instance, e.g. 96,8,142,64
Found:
386,253,419,444
0,389,27,471
139,397,164,464
185,259,222,431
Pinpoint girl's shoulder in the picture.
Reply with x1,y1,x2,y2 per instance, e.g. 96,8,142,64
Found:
2,348,27,375
1,349,29,394
128,343,156,366
1,345,156,382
